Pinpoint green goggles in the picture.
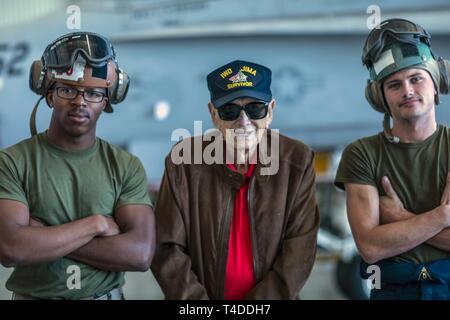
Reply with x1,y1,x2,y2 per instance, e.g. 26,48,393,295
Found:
362,18,432,69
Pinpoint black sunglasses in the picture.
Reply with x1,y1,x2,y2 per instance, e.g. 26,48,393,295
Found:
218,101,269,121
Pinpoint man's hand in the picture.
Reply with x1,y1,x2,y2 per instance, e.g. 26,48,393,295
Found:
379,176,408,224
67,205,154,272
29,217,45,227
441,172,450,205
96,215,120,237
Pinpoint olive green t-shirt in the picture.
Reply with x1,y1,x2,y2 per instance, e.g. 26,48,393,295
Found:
0,132,152,299
335,124,450,264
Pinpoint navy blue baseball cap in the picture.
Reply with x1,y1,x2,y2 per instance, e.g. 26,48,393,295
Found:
207,60,272,108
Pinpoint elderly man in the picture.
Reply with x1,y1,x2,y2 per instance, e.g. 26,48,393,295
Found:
335,19,450,299
151,60,319,299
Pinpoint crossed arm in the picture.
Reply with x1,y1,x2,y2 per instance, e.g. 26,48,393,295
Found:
378,173,450,252
346,177,450,264
67,204,155,272
0,199,155,272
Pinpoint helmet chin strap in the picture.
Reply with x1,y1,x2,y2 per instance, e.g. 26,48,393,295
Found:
383,112,400,144
30,96,44,136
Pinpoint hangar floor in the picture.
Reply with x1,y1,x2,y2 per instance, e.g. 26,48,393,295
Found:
0,258,347,300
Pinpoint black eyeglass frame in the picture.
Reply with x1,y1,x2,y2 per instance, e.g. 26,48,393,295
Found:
54,86,106,103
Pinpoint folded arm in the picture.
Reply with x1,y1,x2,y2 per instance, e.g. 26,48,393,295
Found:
379,174,450,251
0,199,113,267
67,204,155,272
346,182,450,264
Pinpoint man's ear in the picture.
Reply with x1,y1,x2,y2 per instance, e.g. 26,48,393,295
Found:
45,91,54,108
269,98,276,112
208,102,219,127
208,101,214,114
264,98,276,128
102,98,109,111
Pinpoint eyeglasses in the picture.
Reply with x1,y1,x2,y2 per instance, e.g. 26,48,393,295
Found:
55,86,106,103
218,101,269,121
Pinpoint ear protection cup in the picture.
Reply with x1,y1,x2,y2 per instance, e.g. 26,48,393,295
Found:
109,68,130,104
437,58,450,95
29,60,47,96
365,80,387,113
103,68,130,113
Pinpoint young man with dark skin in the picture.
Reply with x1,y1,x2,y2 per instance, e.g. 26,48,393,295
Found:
0,32,155,300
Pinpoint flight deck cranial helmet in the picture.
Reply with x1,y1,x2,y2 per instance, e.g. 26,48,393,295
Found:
28,32,130,135
362,18,450,143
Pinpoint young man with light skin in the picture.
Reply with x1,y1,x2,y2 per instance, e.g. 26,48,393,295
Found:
0,32,155,300
346,68,450,264
335,18,450,299
152,60,319,300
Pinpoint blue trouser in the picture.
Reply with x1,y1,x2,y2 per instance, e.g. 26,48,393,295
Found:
361,258,450,300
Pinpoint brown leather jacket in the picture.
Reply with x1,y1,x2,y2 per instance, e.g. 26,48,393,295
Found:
151,132,319,299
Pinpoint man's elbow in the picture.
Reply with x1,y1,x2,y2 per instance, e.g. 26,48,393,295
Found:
358,243,383,265
131,246,154,272
0,245,20,268
359,252,379,265
0,256,15,268
132,256,151,272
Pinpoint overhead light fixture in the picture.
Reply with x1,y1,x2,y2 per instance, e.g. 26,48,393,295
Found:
153,100,170,121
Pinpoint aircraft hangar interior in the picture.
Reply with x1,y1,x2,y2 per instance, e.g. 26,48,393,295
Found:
0,0,449,302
